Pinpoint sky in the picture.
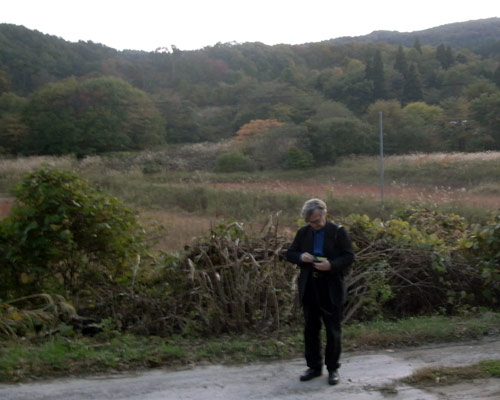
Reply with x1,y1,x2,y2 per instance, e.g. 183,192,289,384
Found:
1,0,498,52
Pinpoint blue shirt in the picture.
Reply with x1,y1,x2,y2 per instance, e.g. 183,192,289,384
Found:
312,227,325,257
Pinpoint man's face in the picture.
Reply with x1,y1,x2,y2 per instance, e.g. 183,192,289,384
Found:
307,209,326,230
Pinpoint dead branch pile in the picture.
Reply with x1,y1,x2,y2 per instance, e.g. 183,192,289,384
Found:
182,219,300,334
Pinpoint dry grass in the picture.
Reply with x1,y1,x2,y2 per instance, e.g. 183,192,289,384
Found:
401,365,490,387
139,209,213,252
0,196,13,220
0,155,75,173
387,151,500,164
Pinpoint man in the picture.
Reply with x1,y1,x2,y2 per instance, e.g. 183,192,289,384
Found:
286,198,355,385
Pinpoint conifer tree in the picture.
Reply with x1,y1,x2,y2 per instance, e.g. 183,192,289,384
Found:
413,38,422,54
370,50,386,100
394,45,409,77
436,44,454,69
493,64,500,88
403,63,424,103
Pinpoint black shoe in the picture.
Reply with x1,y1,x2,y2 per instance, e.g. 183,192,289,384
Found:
328,370,339,385
300,368,322,381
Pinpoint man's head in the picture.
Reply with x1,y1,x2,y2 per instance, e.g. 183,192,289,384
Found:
301,198,327,230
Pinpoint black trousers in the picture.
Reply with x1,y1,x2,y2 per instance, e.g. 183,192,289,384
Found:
302,275,342,371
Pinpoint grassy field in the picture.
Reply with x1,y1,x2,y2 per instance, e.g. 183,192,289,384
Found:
1,149,499,250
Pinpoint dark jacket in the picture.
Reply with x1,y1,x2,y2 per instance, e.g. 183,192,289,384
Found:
286,221,355,307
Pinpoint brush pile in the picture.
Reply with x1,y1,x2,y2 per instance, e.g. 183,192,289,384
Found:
181,217,301,334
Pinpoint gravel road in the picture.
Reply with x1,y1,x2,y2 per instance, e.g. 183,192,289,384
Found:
1,337,500,400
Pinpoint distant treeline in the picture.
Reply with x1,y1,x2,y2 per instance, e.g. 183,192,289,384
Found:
1,22,500,166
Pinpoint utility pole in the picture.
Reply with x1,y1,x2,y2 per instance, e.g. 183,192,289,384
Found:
379,112,384,204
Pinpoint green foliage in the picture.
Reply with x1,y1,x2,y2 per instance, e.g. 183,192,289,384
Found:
241,123,308,170
305,117,374,164
344,209,484,320
286,146,314,169
2,24,500,153
395,206,468,246
460,210,500,303
402,64,424,104
213,150,255,172
0,92,27,154
0,167,147,298
470,92,500,148
22,77,164,155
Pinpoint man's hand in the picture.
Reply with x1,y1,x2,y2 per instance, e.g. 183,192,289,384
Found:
300,252,315,263
300,253,332,271
313,259,332,271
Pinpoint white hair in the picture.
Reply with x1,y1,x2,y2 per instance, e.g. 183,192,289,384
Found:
301,198,327,220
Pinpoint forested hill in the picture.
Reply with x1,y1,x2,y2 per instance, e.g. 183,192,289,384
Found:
329,17,500,52
1,19,500,161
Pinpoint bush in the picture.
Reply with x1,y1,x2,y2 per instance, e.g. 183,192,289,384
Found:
213,150,255,172
460,210,500,304
286,146,314,169
344,211,484,321
0,167,147,298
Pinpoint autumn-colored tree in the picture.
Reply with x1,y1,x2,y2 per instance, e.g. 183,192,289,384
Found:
234,119,284,144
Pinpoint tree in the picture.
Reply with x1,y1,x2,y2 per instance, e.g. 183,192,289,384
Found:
403,102,443,124
470,92,500,148
157,96,203,143
493,64,500,88
323,68,373,114
213,150,255,172
436,44,454,70
402,64,424,104
306,117,373,164
243,123,307,170
234,119,284,145
0,69,11,95
366,50,386,100
0,93,27,153
0,167,147,298
394,46,408,77
413,38,422,54
286,146,314,169
22,77,164,155
366,99,434,153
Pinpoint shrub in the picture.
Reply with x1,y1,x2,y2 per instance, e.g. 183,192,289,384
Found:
213,150,255,172
0,167,147,298
286,146,315,169
460,210,500,304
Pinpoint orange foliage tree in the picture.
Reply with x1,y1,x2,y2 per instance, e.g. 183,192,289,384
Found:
235,119,284,144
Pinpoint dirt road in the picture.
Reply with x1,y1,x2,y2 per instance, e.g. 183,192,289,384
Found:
1,337,499,400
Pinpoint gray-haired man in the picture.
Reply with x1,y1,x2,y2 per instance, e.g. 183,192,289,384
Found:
286,199,355,385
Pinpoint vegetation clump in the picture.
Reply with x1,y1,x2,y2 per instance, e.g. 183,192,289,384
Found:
0,167,147,299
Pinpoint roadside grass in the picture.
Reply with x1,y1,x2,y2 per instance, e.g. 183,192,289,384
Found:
1,312,500,383
400,360,500,387
343,312,500,350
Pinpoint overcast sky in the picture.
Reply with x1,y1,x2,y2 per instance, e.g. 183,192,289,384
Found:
2,0,498,51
